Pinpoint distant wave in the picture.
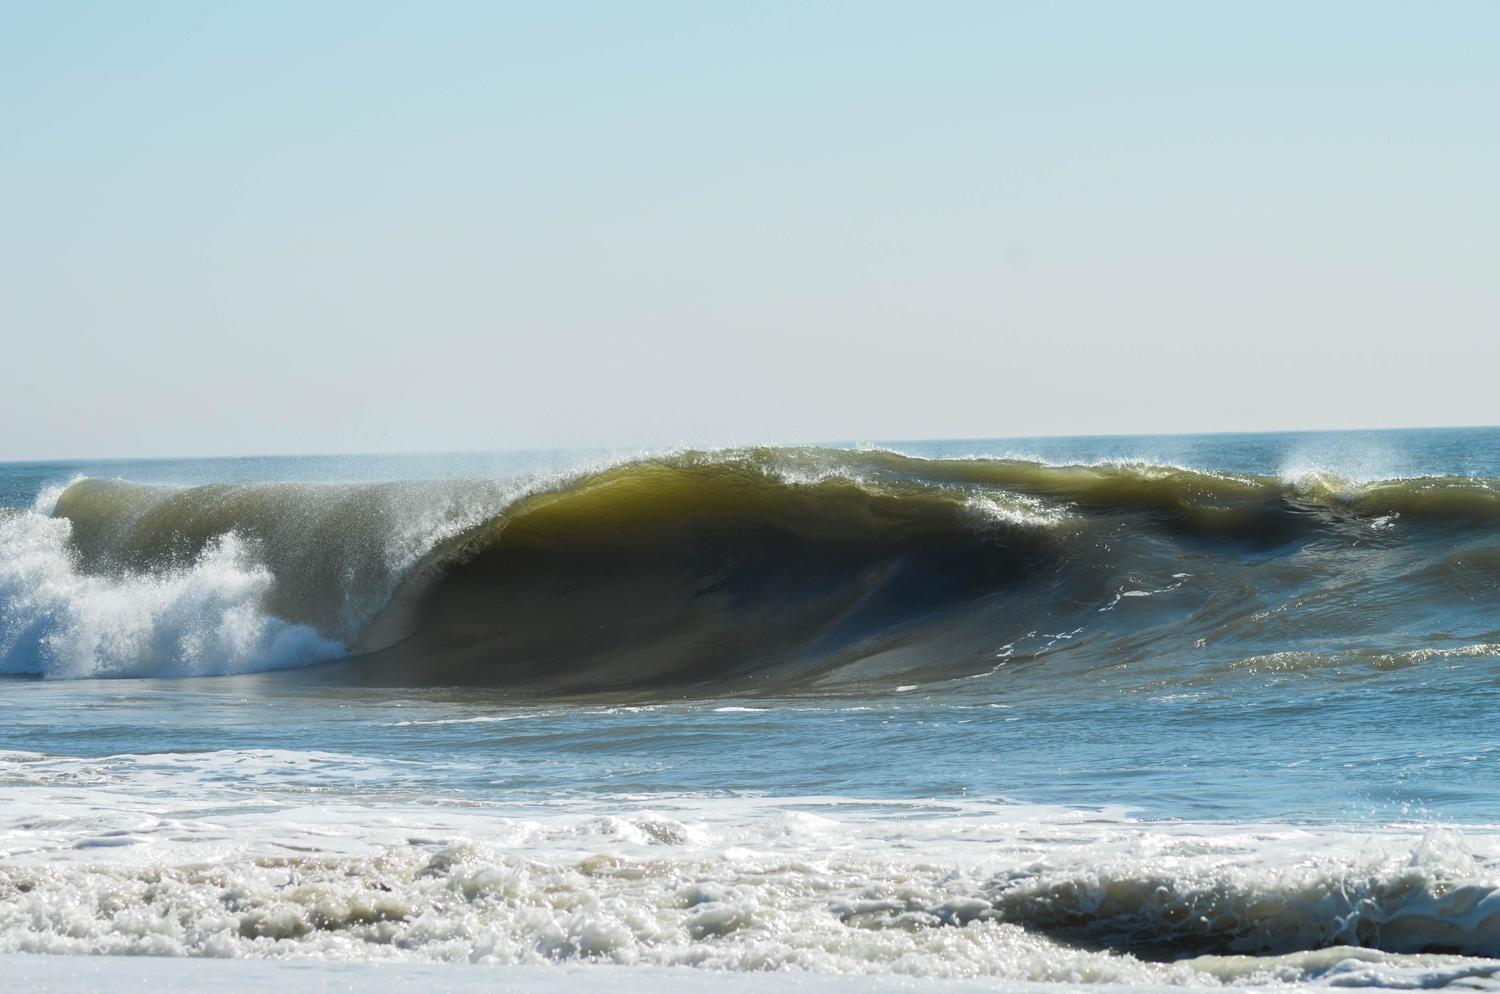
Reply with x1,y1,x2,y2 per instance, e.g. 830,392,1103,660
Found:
5,447,1499,687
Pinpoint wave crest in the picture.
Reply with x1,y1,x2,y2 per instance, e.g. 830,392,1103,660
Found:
15,447,1500,686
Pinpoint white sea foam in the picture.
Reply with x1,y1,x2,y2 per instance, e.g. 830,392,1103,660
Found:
0,511,343,678
0,462,607,677
964,493,1068,529
1098,575,1191,612
2,749,1498,984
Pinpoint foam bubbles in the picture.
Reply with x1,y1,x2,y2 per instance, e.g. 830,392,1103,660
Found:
0,510,343,678
963,493,1067,529
2,773,1498,984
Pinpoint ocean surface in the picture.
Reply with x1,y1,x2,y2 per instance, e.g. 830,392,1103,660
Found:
2,428,1499,990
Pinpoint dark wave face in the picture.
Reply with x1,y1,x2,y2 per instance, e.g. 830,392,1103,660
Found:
18,448,1500,691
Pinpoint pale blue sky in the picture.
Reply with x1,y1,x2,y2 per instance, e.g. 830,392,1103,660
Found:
2,2,1496,459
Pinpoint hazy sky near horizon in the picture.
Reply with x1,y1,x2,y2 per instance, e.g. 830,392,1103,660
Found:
2,2,1497,460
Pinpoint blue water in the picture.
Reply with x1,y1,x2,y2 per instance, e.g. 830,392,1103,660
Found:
2,674,1494,824
2,429,1498,979
3,426,1497,825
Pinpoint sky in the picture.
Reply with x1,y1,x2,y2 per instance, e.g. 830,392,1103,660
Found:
1,1,1497,460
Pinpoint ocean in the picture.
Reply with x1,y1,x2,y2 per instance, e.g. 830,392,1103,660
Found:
1,428,1498,991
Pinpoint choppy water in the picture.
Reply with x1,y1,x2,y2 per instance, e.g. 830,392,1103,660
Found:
1,428,1498,987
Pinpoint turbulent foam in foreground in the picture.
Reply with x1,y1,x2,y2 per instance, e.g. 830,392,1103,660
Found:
2,748,1499,985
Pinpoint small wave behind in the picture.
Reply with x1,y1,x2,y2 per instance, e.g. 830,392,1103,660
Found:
987,825,1500,961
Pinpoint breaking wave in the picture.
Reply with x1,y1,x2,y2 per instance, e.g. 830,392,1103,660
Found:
4,447,1499,689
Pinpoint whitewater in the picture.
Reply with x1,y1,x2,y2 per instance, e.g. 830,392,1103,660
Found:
1,428,1498,992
